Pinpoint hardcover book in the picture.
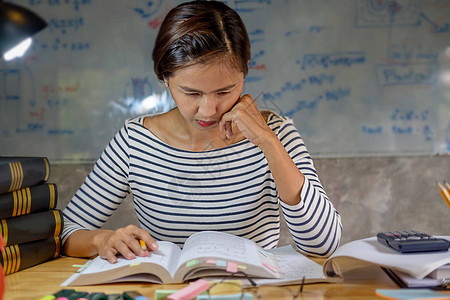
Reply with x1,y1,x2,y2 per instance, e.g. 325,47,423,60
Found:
0,183,57,219
0,157,50,194
0,236,61,275
0,209,63,246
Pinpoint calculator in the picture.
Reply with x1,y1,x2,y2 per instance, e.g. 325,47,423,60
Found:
376,230,450,253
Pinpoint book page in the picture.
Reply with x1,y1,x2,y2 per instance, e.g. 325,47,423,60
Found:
323,236,450,279
250,245,331,286
176,231,262,270
81,241,181,276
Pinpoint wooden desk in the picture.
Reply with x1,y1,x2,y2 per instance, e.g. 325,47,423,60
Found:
3,256,446,300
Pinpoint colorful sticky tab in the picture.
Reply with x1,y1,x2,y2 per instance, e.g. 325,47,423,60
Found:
186,259,198,267
238,265,247,270
206,259,216,265
262,262,281,274
258,249,274,257
216,260,227,267
226,261,238,273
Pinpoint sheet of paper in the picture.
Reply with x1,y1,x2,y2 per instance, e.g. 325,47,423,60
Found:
325,236,450,279
249,245,328,286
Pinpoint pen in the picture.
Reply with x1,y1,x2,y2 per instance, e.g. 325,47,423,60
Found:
437,181,450,208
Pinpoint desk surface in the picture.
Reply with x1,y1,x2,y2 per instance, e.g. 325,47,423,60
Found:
3,256,445,300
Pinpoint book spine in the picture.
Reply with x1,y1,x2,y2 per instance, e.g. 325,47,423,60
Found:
0,157,50,194
0,183,57,219
0,236,61,275
0,210,63,246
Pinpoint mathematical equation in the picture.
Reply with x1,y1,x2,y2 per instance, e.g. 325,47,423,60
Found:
362,108,433,142
1,0,449,159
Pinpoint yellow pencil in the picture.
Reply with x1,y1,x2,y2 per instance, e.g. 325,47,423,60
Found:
437,181,450,208
444,180,450,192
139,239,147,250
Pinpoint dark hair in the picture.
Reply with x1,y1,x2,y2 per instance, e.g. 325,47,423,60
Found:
152,0,251,81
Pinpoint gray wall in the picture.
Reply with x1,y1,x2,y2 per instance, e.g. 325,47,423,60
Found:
52,155,450,246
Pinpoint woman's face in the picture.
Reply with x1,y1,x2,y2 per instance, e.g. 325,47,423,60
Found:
167,60,244,132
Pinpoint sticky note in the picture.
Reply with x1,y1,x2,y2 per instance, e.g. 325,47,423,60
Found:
238,265,247,270
206,259,216,264
186,259,198,267
226,261,238,273
262,263,281,273
216,260,226,267
167,279,210,300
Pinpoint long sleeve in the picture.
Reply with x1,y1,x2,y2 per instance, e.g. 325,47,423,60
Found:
61,124,131,244
270,114,342,257
61,114,342,256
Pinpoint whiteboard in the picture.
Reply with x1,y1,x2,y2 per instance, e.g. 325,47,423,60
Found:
1,0,449,161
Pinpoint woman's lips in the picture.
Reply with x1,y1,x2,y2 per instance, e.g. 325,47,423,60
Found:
197,120,216,127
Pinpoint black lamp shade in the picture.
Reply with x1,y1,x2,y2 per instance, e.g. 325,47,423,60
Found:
0,2,47,55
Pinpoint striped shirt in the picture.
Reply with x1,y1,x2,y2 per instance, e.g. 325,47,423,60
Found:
62,112,342,257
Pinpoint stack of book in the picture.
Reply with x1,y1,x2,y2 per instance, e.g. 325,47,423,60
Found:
0,157,63,275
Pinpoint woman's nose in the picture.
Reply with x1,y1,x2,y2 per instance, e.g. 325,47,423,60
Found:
198,96,217,117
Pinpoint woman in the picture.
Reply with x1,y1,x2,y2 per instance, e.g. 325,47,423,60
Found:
62,0,342,264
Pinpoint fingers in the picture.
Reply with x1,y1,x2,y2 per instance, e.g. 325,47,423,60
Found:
98,225,158,264
224,120,233,139
220,94,267,142
101,248,119,264
219,94,249,137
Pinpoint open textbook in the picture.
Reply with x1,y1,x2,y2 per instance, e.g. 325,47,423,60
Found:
63,231,283,285
62,233,450,287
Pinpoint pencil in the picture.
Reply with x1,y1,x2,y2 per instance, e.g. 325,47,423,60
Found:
139,239,147,250
444,180,450,192
437,181,450,208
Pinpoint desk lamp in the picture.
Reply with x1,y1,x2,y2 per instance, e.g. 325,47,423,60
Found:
0,1,47,61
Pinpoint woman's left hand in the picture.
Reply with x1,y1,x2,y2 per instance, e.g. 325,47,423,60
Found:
219,94,275,147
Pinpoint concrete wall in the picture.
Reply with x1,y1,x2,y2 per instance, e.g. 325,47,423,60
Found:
51,155,450,246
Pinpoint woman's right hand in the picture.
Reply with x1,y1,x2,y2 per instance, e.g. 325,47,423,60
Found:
93,225,159,264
